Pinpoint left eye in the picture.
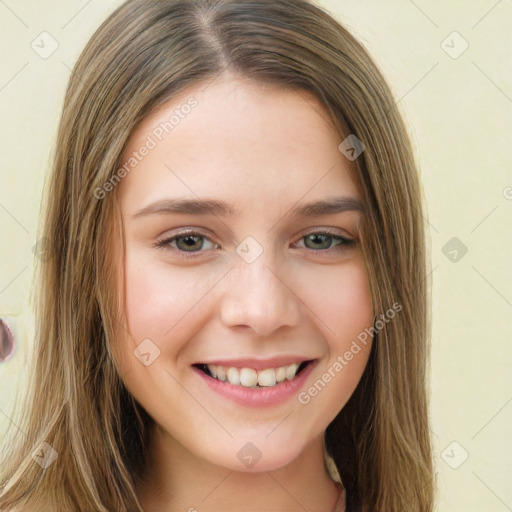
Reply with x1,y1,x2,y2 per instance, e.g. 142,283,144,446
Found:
293,232,354,251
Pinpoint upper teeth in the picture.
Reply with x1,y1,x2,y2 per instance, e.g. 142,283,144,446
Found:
207,363,302,387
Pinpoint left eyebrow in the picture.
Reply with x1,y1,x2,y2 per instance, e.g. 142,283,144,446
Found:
291,196,364,217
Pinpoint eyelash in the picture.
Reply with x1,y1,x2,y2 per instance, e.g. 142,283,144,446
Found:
154,229,355,260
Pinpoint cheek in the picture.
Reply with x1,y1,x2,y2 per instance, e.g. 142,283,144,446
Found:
327,259,374,381
111,249,199,377
123,248,217,342
333,261,374,340
296,255,374,343
111,248,221,407
294,256,374,411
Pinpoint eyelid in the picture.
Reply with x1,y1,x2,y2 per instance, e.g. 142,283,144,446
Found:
295,226,353,240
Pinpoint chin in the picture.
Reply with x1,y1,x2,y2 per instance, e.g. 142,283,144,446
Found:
202,437,307,473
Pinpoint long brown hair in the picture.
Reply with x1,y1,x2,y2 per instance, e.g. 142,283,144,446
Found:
0,1,434,510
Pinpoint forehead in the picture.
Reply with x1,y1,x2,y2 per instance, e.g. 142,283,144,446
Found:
118,74,360,215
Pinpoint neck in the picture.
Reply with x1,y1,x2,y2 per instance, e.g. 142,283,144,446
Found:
136,424,343,512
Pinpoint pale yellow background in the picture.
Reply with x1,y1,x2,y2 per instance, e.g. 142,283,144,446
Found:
0,1,511,511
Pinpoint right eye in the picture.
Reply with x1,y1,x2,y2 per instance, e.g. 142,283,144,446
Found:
155,230,220,258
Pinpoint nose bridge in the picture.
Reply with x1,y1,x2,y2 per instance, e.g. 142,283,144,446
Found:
220,245,300,335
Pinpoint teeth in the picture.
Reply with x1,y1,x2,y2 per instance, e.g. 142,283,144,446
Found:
216,365,226,381
258,368,276,387
205,362,305,388
226,367,240,385
240,368,258,387
275,366,286,383
285,363,299,380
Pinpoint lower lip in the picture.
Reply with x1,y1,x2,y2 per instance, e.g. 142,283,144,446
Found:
192,360,318,407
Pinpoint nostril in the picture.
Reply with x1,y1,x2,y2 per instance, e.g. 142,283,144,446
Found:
0,318,15,363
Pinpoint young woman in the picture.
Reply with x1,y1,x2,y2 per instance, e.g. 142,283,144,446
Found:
0,1,434,510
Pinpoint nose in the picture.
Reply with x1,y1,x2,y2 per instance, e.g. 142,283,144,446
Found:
220,251,301,336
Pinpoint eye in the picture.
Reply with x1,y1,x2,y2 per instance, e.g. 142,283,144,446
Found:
155,230,219,258
294,231,355,252
155,228,355,259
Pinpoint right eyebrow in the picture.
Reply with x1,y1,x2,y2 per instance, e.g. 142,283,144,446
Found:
132,198,239,220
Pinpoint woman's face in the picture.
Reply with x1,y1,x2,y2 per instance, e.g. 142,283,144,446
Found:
112,74,374,473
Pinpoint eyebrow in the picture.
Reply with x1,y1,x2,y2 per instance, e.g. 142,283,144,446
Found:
132,196,364,220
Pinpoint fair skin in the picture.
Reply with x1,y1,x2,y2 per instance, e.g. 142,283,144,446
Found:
111,73,374,512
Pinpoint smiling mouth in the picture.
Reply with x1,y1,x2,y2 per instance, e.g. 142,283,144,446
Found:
193,360,314,388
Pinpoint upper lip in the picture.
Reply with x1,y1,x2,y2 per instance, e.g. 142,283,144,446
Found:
194,356,316,371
